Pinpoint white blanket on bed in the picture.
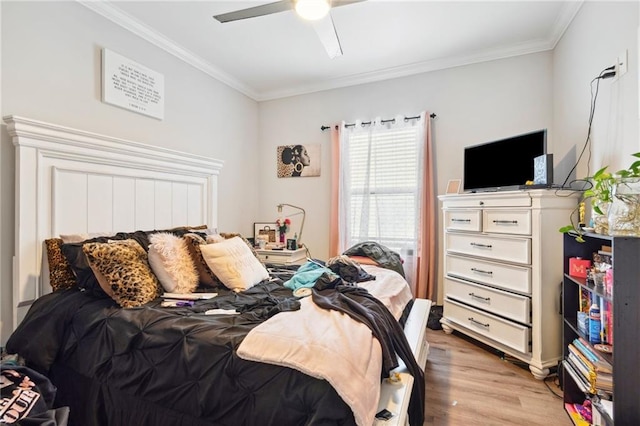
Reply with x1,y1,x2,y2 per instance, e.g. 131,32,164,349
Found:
236,265,412,426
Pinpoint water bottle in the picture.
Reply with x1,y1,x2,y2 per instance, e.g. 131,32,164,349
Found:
589,303,601,344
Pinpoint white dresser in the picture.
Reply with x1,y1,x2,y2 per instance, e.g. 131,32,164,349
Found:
438,189,576,379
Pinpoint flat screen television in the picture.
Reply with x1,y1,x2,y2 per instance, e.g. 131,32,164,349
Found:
463,129,547,192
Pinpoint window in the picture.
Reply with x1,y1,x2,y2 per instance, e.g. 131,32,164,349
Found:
339,115,425,265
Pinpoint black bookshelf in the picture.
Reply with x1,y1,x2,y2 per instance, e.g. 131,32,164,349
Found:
562,233,640,425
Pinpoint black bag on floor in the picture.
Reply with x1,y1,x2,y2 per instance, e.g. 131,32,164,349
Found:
427,305,443,330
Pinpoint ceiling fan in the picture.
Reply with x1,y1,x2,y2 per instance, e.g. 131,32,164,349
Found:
213,0,365,59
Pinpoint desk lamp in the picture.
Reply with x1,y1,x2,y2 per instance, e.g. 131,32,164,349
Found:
277,203,306,247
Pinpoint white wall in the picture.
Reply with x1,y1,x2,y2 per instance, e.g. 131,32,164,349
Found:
0,1,259,345
258,52,554,301
1,1,637,344
259,1,640,305
553,1,639,182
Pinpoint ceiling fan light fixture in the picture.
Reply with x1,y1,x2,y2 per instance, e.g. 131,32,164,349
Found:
295,0,331,21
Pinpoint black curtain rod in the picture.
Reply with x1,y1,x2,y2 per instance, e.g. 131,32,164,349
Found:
320,113,436,131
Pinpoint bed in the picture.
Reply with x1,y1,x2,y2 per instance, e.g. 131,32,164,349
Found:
3,116,431,426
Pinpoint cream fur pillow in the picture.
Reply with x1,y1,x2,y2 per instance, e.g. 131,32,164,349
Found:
148,232,199,293
200,236,269,292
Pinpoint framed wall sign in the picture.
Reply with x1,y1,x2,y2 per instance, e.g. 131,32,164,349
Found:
101,48,165,120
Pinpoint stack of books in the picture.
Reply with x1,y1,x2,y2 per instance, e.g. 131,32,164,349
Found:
565,337,612,395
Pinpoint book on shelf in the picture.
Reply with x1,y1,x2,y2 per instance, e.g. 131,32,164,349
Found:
567,344,612,392
579,286,591,313
598,298,613,345
564,402,590,426
575,337,612,373
577,311,588,335
562,360,590,393
567,354,612,395
601,299,613,345
567,351,596,393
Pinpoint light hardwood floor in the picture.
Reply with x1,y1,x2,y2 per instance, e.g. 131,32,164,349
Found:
423,328,572,426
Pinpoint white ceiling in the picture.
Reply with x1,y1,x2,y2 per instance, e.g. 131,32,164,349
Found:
81,1,584,101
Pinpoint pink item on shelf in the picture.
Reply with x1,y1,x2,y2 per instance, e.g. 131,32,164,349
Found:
574,401,592,423
605,268,613,296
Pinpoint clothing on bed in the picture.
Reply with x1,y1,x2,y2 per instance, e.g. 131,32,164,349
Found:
282,260,334,290
326,255,376,283
343,241,405,277
312,274,425,426
5,283,359,426
8,235,418,426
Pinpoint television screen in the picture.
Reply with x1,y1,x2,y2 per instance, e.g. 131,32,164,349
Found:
463,129,547,192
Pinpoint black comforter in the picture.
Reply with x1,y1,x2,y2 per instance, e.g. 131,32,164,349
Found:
6,282,358,426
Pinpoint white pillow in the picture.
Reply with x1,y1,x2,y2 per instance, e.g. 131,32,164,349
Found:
200,236,269,292
148,232,199,293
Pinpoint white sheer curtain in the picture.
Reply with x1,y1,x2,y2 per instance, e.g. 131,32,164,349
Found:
337,113,426,286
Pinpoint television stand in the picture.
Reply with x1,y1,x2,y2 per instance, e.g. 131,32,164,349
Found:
438,189,577,379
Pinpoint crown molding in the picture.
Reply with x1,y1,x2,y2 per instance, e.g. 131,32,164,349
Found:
78,0,584,102
77,0,259,100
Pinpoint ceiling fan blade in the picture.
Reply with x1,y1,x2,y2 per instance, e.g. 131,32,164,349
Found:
331,0,367,9
311,12,343,59
213,1,294,23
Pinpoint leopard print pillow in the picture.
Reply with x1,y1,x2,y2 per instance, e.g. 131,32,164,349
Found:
83,239,161,308
44,238,77,291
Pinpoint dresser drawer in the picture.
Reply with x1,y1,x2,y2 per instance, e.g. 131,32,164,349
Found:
445,254,531,294
444,277,531,325
441,193,532,208
483,209,531,235
445,232,530,264
444,298,531,353
444,209,482,232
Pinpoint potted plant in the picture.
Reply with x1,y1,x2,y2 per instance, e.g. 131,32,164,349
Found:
559,152,640,242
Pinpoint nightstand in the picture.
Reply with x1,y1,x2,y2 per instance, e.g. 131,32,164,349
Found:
255,247,306,265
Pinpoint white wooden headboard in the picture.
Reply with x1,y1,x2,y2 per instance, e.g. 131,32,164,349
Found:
4,115,224,329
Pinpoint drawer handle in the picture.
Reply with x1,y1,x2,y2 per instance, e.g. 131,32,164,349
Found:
492,219,518,225
470,267,493,275
451,218,471,223
469,292,491,302
468,317,490,328
470,242,492,249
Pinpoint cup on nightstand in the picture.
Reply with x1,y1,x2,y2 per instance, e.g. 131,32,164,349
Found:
257,235,268,249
